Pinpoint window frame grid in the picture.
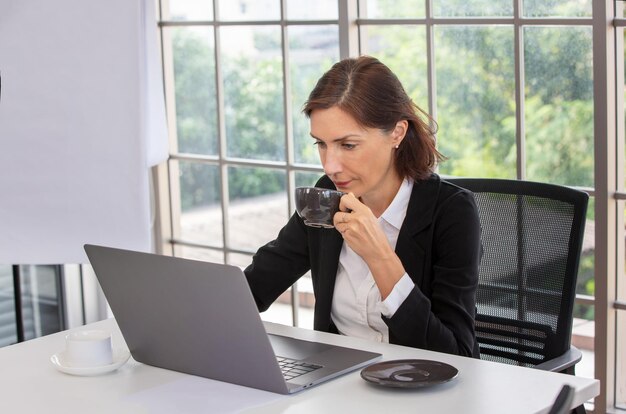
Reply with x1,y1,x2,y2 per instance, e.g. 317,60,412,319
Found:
156,1,624,410
612,3,625,411
158,0,334,326
159,1,333,259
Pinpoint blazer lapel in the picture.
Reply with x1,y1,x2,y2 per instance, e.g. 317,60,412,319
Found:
395,176,441,288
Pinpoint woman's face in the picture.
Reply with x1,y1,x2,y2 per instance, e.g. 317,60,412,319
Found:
309,106,406,204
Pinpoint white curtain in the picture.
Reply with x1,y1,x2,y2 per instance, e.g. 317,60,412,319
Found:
0,0,168,264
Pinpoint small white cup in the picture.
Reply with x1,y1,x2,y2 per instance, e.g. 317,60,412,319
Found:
64,330,113,368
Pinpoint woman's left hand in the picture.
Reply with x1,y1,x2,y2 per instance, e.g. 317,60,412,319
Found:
333,193,405,299
333,193,392,261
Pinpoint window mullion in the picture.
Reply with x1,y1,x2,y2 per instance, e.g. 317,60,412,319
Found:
514,0,525,180
592,0,619,412
338,0,359,58
213,2,230,264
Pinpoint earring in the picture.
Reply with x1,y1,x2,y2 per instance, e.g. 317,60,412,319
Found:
395,145,399,149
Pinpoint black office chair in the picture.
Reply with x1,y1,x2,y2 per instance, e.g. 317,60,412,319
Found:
446,178,589,375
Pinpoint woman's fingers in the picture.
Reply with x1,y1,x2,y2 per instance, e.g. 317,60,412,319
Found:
338,193,362,212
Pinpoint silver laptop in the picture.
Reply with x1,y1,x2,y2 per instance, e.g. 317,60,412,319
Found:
84,244,381,394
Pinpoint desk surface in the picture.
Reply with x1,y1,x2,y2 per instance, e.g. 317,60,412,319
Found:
0,318,599,414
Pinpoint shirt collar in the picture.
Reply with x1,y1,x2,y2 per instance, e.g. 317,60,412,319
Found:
380,178,413,230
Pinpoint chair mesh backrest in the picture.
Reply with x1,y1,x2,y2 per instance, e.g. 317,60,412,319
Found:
447,179,588,367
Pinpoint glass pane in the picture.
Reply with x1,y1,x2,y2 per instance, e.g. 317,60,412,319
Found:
287,0,338,20
20,265,62,341
218,0,280,21
0,266,17,347
174,245,224,264
289,25,339,165
433,0,512,17
571,306,594,379
523,0,591,17
435,26,516,178
227,253,253,268
167,27,218,155
575,197,595,306
618,311,626,409
220,26,286,161
359,25,428,110
227,167,288,251
359,0,425,18
178,161,223,247
295,171,324,188
524,27,593,187
571,196,594,385
164,0,214,21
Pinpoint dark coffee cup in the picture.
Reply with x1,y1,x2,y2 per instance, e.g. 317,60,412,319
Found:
295,187,344,228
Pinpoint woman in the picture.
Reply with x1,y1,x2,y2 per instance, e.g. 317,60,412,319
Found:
244,56,481,357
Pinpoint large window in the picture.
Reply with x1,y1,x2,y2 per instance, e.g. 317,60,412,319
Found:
157,1,623,410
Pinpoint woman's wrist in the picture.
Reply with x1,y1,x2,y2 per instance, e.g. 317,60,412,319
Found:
368,253,406,299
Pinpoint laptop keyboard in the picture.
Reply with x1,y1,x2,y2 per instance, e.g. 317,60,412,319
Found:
276,356,323,380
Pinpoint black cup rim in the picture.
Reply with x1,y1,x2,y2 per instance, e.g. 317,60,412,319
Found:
295,186,344,195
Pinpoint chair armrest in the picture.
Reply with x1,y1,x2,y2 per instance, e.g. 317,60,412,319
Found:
534,346,583,372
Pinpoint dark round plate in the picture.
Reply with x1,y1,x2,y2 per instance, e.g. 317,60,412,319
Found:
360,359,458,388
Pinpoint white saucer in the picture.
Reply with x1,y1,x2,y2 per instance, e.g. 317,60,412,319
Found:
50,349,131,376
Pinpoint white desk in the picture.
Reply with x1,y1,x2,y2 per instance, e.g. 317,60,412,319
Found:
0,318,599,414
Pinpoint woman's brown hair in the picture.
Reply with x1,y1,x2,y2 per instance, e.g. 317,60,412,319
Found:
303,55,444,180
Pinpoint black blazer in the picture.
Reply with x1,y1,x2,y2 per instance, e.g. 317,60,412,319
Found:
244,174,481,357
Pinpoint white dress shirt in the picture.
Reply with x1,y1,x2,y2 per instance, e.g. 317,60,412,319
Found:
330,179,416,343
